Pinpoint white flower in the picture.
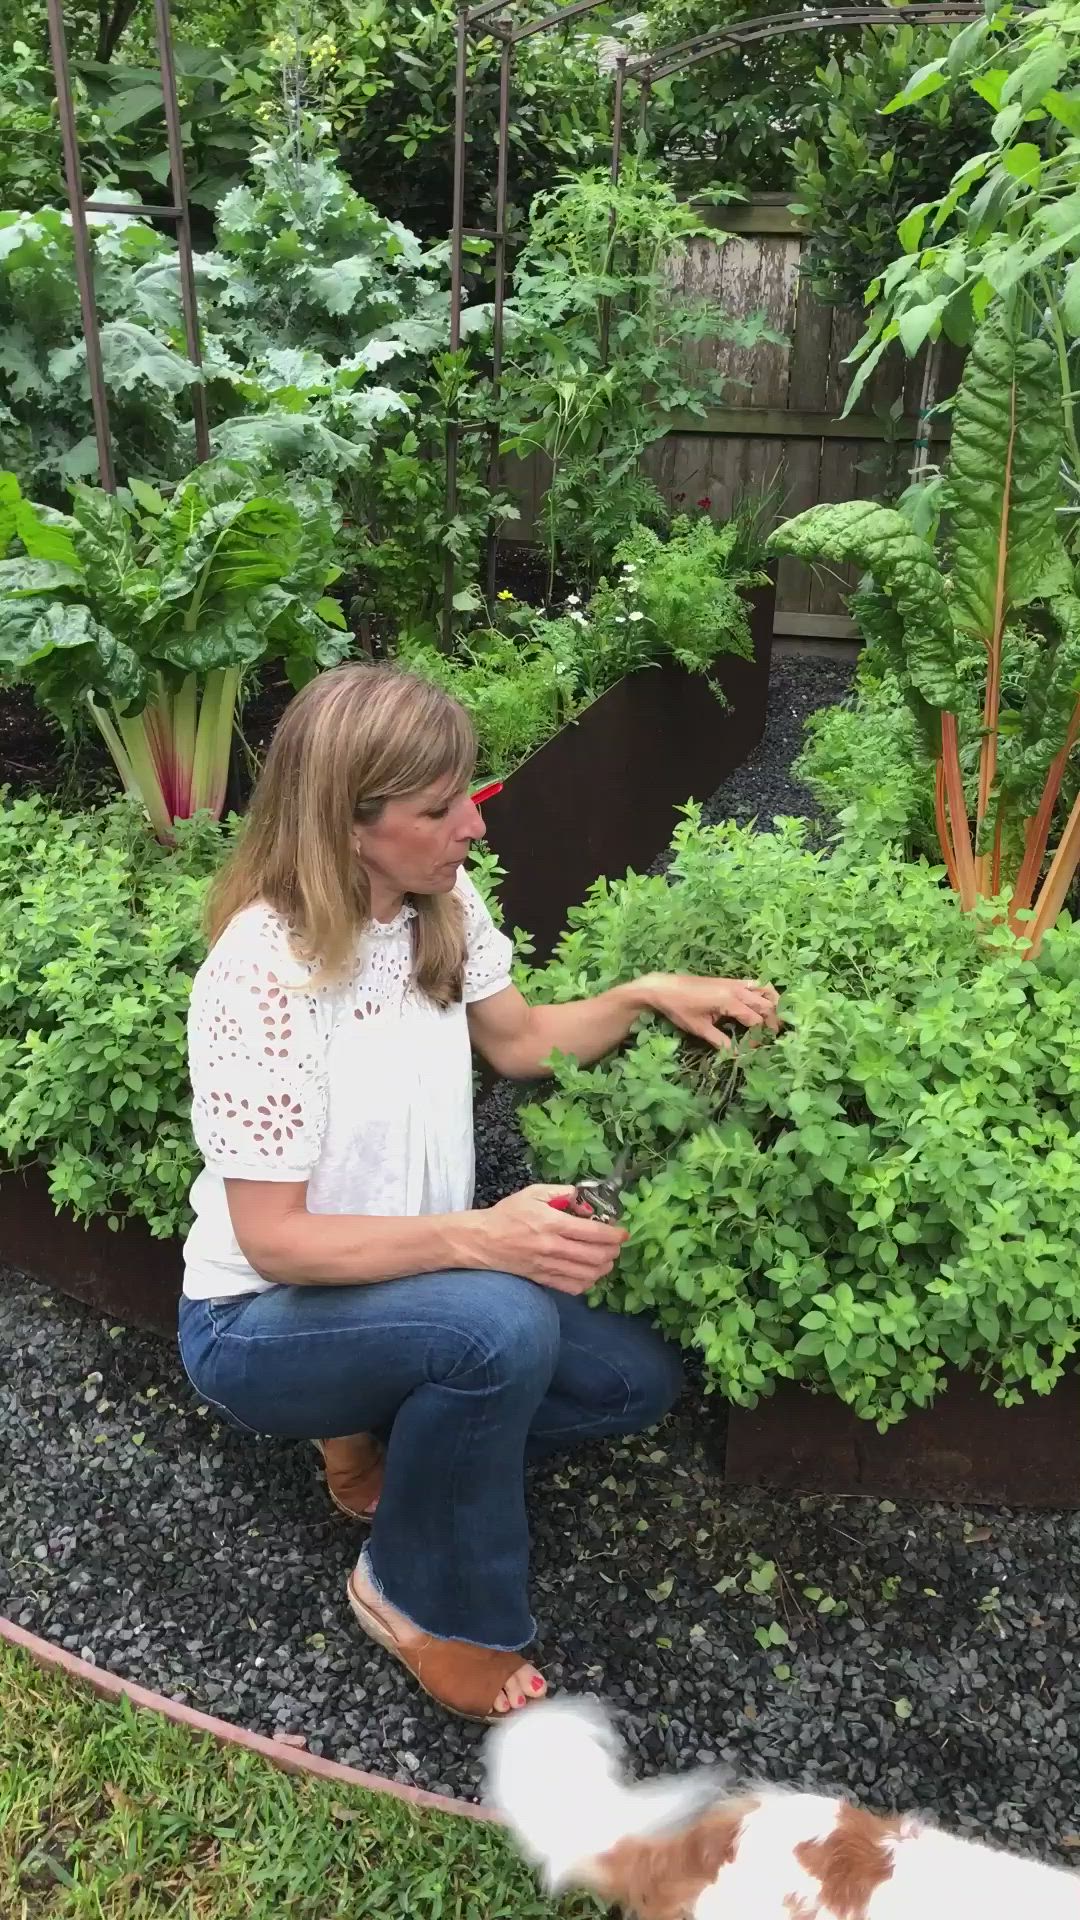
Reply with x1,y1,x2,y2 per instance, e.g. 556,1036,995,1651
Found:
629,610,645,622
569,610,587,626
565,593,581,607
615,614,626,624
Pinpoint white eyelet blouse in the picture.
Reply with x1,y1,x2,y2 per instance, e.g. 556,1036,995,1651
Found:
182,871,513,1300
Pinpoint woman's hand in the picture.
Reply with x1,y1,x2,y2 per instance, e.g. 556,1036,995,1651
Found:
467,1185,628,1296
640,973,781,1049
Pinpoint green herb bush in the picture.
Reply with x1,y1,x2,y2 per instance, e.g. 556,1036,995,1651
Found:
519,807,1080,1427
395,509,767,777
609,514,765,682
0,795,228,1238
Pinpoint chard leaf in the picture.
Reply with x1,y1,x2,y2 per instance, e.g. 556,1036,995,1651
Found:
852,583,943,758
0,557,81,595
156,494,300,607
155,611,269,674
5,602,145,728
1004,596,1080,803
767,500,956,710
945,307,1071,644
69,489,149,622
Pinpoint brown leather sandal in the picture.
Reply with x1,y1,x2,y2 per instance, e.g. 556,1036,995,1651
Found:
314,1434,384,1522
346,1570,542,1725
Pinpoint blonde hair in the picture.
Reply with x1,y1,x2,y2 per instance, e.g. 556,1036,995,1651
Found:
207,663,476,1007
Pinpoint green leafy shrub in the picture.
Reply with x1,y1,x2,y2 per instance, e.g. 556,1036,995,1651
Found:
789,26,993,305
0,794,229,1238
520,808,1080,1426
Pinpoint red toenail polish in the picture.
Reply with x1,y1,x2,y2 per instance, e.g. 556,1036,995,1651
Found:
531,1676,544,1692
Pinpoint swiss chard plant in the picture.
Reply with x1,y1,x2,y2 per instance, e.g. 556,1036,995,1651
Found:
520,807,1080,1426
768,304,1080,955
0,462,348,842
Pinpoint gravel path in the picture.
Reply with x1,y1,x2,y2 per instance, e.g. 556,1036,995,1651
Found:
7,654,1080,1862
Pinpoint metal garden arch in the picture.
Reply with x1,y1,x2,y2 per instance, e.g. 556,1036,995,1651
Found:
445,0,987,634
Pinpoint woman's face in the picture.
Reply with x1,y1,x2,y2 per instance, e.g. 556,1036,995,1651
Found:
355,779,485,910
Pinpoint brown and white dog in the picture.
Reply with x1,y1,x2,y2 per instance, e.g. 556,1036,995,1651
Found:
484,1697,1080,1920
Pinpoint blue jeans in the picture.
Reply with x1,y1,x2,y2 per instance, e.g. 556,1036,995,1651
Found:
178,1270,682,1650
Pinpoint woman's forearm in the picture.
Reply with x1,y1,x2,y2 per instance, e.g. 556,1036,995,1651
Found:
232,1196,486,1288
502,978,654,1077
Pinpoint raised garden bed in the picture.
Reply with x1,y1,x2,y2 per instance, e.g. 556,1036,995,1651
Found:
0,1166,181,1339
724,1371,1080,1509
11,1138,1079,1509
485,578,775,961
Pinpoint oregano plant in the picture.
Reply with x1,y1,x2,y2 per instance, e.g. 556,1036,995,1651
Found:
519,807,1080,1428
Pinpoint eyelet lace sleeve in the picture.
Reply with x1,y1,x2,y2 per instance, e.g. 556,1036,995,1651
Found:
459,871,514,1004
188,906,329,1179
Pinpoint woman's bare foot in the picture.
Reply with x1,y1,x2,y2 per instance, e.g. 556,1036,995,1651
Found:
317,1434,383,1520
349,1560,546,1715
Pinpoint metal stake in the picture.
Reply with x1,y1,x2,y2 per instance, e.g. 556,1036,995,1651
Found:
47,0,115,491
485,26,514,602
443,6,470,647
154,0,211,463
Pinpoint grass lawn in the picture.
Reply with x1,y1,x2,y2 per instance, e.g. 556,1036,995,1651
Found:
0,1643,598,1919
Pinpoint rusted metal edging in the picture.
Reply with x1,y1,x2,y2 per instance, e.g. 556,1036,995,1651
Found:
0,1614,496,1824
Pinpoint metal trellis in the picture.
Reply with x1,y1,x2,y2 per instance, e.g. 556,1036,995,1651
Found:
445,0,988,641
44,0,210,493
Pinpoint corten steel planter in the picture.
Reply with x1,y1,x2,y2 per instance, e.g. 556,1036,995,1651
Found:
482,576,775,964
724,1368,1080,1508
0,1166,180,1337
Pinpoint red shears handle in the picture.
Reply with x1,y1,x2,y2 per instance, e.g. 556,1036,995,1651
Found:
471,780,503,806
548,1192,594,1215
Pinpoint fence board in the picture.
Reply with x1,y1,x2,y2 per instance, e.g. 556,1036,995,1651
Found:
499,197,961,639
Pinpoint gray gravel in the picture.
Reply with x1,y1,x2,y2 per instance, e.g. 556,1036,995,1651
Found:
6,653,1080,1862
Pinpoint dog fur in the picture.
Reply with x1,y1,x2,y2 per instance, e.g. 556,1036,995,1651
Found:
484,1697,1080,1920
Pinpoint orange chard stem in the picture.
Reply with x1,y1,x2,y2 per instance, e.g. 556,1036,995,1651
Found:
1026,784,1080,958
1008,700,1080,929
941,711,978,909
974,378,1016,895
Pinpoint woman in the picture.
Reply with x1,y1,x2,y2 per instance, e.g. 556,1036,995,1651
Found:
179,663,780,1724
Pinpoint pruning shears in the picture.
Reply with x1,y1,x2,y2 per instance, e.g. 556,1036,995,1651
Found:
548,1144,644,1225
545,1014,781,1226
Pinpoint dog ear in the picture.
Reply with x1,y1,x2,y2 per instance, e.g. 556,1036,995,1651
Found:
592,1805,748,1920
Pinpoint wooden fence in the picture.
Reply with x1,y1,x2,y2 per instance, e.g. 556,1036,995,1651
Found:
502,194,960,643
